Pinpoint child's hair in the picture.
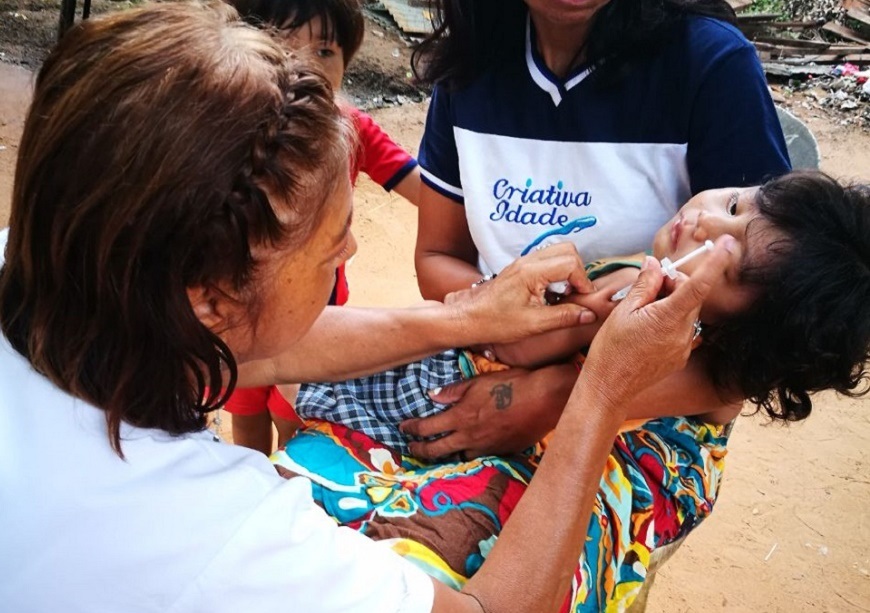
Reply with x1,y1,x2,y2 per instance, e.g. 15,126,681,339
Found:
700,170,870,422
231,0,364,66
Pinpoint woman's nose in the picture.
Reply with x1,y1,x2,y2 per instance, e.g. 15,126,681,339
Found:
346,231,359,261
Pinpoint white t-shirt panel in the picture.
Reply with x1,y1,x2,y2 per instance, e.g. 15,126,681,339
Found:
453,128,689,273
417,15,791,273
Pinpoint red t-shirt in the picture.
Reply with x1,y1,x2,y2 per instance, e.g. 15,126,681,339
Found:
349,107,417,189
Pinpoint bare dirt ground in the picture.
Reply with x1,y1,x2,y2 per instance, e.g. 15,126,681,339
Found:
1,4,869,612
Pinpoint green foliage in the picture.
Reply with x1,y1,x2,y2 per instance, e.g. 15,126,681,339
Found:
747,0,787,14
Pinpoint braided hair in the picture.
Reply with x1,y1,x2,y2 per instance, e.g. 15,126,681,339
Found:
0,2,350,454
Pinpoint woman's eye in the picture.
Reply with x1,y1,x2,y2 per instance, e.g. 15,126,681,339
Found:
727,193,739,216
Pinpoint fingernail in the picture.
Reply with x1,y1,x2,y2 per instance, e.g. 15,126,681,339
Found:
483,350,495,361
428,387,442,397
641,255,656,271
580,309,596,324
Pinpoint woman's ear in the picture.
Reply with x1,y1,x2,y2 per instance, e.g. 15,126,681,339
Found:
186,285,238,332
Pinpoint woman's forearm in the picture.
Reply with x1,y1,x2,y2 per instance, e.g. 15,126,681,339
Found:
460,373,626,612
414,184,481,301
518,352,741,432
534,355,741,430
241,304,471,385
622,354,742,424
415,251,481,301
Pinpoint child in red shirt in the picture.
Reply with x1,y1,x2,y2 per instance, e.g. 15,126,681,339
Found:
226,0,422,453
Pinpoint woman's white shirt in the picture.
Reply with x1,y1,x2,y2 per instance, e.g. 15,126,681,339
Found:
0,228,434,613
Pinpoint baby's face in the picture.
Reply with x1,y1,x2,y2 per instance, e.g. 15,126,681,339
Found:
277,15,345,92
652,186,777,323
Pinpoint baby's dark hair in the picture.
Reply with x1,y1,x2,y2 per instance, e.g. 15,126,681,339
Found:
230,0,364,66
701,170,870,422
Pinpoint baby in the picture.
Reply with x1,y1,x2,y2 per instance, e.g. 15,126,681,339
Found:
296,170,870,455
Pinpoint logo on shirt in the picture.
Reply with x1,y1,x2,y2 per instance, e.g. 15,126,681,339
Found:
490,178,592,226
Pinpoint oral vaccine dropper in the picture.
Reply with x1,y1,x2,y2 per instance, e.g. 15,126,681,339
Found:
610,240,715,302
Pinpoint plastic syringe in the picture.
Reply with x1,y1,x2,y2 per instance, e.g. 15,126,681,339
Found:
610,240,714,302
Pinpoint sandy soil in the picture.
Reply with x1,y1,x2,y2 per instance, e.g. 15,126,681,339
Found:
1,17,869,613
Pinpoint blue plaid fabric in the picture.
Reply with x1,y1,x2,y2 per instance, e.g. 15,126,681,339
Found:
296,349,465,455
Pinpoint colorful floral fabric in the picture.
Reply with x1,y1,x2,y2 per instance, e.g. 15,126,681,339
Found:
272,415,728,611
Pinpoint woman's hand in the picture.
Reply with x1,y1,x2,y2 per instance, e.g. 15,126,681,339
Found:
579,236,736,412
447,243,597,345
402,364,576,459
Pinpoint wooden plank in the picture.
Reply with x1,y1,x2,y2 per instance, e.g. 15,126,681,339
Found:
727,0,755,11
762,61,832,77
846,7,870,29
745,19,826,29
828,43,870,53
822,21,870,46
737,12,783,22
381,0,434,35
770,53,870,64
753,38,868,54
753,36,832,48
754,42,818,56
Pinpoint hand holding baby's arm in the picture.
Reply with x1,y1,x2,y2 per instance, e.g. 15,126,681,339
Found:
487,266,641,368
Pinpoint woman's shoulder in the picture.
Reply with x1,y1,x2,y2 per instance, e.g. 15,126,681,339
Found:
649,14,761,86
677,14,755,58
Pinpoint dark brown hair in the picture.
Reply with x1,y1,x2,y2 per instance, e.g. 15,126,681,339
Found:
230,0,365,66
0,1,349,454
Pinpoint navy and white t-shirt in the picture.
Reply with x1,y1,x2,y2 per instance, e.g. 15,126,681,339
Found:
419,14,790,275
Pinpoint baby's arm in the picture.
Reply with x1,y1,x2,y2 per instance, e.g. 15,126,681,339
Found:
490,266,640,368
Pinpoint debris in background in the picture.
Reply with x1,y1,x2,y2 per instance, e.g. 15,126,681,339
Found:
729,1,870,127
379,0,433,36
362,1,431,40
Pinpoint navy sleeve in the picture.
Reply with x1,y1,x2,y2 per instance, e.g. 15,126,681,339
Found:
687,44,791,194
418,85,465,203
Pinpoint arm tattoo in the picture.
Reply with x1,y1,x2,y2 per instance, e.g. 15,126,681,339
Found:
490,382,513,411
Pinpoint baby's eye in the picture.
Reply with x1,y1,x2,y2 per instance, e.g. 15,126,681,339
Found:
726,192,739,216
317,48,336,58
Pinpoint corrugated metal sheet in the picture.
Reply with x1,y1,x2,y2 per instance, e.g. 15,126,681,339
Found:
381,0,434,35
